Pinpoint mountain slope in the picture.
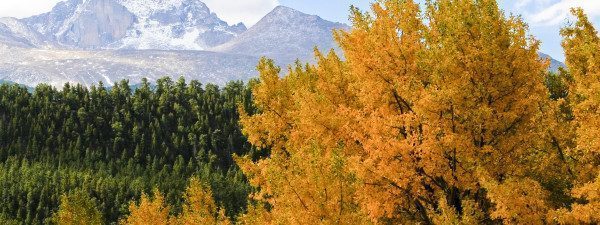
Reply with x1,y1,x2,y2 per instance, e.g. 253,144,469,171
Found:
0,45,258,87
212,6,349,65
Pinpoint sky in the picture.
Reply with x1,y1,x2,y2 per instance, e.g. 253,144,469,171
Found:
1,0,599,61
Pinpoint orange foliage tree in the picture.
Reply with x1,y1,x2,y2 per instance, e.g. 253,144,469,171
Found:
120,189,171,225
177,177,231,225
236,55,372,224
120,178,230,225
548,8,600,224
237,0,572,224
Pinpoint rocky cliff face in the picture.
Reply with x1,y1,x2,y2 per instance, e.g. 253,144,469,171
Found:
25,0,135,49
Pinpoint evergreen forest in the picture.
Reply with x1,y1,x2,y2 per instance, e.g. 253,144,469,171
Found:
0,78,257,224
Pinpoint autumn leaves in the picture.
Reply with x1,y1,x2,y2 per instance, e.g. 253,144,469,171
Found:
121,178,231,225
237,0,599,224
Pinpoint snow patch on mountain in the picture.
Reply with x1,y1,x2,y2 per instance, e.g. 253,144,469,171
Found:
113,0,246,50
115,23,206,50
118,0,187,17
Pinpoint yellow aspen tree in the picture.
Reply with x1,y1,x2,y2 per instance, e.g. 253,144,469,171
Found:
239,0,557,224
338,0,552,223
120,189,171,225
334,1,429,222
548,8,600,224
415,0,552,223
342,1,548,223
54,190,103,225
235,203,272,225
562,9,600,163
176,177,231,225
237,55,371,224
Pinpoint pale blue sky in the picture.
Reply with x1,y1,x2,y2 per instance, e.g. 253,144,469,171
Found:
1,0,600,60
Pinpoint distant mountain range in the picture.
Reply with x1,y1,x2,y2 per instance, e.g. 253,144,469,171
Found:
0,0,563,87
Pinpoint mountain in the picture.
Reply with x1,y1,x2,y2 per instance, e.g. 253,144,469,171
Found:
539,53,566,72
24,0,135,49
23,0,246,50
0,3,350,88
0,17,49,48
212,6,349,65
